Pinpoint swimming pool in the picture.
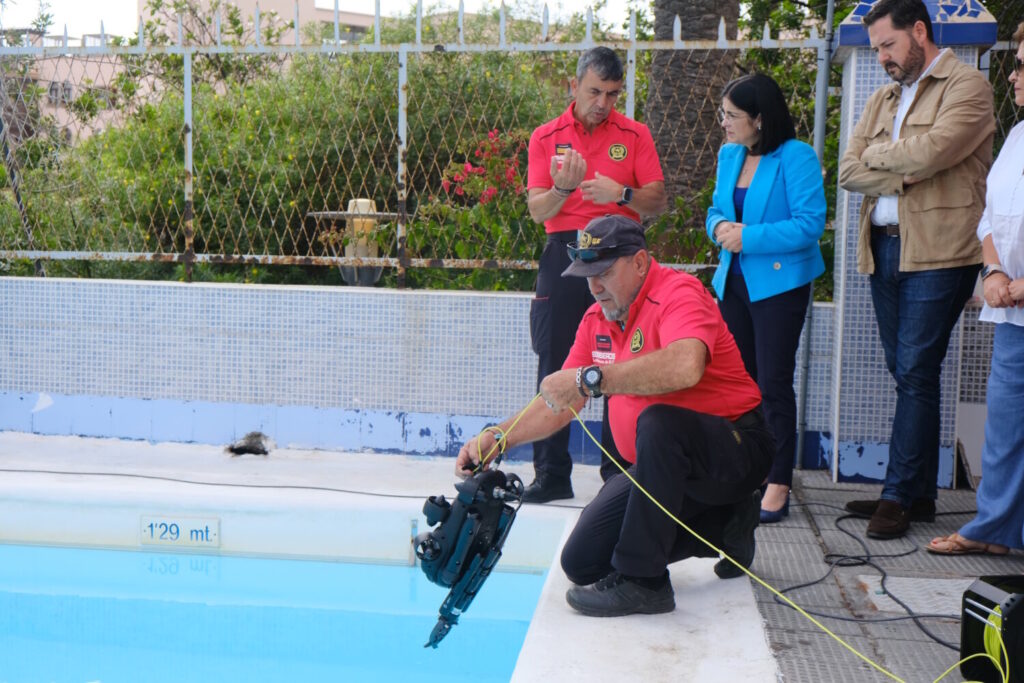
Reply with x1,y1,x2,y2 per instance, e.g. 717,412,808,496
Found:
0,432,780,681
0,542,545,682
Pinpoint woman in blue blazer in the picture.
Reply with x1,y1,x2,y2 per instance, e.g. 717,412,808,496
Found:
706,73,826,523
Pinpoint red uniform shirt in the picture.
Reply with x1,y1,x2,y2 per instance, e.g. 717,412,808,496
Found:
527,104,664,234
564,260,762,462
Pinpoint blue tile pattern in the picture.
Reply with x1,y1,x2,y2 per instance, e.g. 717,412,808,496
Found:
838,0,996,48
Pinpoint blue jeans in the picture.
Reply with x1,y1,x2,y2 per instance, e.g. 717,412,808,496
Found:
959,322,1024,549
869,232,979,507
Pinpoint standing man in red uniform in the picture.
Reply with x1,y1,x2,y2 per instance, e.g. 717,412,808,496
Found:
456,216,773,616
524,46,667,503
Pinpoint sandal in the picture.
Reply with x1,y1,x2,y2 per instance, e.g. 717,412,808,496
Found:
925,532,1009,556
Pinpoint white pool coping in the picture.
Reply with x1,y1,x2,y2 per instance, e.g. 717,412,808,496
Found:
0,431,778,681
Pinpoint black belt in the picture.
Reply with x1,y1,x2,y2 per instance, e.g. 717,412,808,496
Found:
871,223,900,237
733,406,764,429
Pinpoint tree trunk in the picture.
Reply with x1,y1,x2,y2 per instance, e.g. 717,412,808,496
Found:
645,0,740,235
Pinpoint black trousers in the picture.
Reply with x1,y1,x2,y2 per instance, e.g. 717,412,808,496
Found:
560,404,774,583
719,272,810,488
529,232,626,482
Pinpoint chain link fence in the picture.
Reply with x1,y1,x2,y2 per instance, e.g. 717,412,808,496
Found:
1,8,1016,287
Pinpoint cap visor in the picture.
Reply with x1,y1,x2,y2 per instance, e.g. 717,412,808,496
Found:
561,257,616,278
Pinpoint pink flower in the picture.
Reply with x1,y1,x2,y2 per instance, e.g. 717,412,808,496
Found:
488,129,498,140
454,186,464,196
480,186,498,204
464,162,474,174
453,172,465,182
441,179,451,192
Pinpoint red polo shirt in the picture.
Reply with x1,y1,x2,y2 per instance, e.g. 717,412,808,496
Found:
563,260,762,462
527,104,664,234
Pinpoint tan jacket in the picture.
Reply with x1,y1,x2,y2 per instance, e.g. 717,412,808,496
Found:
838,49,994,274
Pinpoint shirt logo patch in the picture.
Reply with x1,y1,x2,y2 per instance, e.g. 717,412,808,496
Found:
608,143,627,161
630,328,644,353
596,335,612,352
555,143,573,156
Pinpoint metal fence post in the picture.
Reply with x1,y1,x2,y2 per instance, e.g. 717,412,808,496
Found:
397,44,409,288
795,0,837,469
182,52,195,283
626,11,636,120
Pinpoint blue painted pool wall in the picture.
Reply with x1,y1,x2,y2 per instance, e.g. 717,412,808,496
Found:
1,276,985,483
0,389,604,462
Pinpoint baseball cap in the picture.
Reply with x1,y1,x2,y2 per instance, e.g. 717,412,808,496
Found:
561,214,648,278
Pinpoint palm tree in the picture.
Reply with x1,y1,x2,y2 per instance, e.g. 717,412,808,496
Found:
644,0,739,233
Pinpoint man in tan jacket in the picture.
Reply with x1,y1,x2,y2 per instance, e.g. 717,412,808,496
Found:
838,0,993,540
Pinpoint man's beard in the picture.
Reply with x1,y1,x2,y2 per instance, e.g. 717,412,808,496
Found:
600,281,643,322
884,39,926,85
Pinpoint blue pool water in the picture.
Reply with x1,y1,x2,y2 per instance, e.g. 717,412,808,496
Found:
0,543,545,682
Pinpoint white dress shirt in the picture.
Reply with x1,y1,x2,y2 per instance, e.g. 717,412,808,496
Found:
977,120,1024,326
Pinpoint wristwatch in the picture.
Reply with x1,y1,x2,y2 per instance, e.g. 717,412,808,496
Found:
581,365,604,398
616,186,633,206
980,263,1007,280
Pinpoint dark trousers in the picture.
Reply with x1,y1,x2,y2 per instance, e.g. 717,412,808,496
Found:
560,405,774,583
868,232,979,505
530,233,626,482
718,273,810,488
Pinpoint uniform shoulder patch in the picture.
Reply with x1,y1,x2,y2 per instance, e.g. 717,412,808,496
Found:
608,143,627,161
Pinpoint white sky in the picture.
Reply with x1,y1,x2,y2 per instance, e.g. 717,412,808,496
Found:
0,0,637,39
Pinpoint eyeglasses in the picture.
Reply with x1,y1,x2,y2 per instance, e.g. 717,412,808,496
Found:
567,243,623,262
718,107,748,122
1015,56,1024,73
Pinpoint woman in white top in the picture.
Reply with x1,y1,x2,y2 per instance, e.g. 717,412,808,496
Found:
927,24,1024,555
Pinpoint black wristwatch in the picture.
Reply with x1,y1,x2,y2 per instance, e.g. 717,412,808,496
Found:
581,365,604,398
616,186,633,206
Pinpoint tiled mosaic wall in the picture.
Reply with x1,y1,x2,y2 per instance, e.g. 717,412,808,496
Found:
0,275,990,466
959,301,993,404
0,276,844,454
833,46,981,484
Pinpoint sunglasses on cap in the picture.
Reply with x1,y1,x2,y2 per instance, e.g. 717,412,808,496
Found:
566,243,629,263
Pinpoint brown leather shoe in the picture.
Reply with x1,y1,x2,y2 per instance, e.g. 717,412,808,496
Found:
866,500,910,539
845,497,935,523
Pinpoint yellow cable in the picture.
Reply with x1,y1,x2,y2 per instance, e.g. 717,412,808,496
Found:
933,651,1008,683
473,395,1007,683
566,407,907,683
473,394,540,473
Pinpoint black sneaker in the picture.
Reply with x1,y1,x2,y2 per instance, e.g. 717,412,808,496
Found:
520,476,573,504
714,489,761,580
565,571,675,617
845,497,935,523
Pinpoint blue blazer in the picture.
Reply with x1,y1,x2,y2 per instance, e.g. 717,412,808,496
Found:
706,139,826,302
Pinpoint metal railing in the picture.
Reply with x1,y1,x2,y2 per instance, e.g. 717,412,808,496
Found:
7,5,1016,286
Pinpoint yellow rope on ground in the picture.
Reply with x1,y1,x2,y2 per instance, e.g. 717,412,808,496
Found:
467,394,1010,683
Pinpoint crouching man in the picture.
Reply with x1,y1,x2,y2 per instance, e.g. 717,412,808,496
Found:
455,215,775,616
